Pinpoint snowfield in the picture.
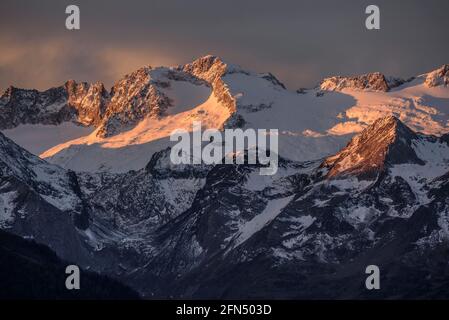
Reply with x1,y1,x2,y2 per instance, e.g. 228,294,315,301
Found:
2,122,95,155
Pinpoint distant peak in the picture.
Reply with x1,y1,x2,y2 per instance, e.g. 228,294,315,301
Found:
425,64,449,87
1,85,16,98
182,55,228,83
196,54,221,62
322,115,423,179
320,72,390,92
430,64,449,73
0,85,41,104
187,55,225,70
64,79,78,86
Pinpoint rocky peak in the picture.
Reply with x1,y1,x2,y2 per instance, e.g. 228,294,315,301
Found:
182,55,229,83
320,72,390,92
181,55,285,88
425,64,449,87
321,115,424,179
0,85,71,130
0,81,108,130
64,80,109,126
95,66,173,138
385,76,413,89
1,86,22,100
181,55,238,115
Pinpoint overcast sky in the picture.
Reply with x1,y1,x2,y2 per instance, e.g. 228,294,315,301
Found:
1,0,448,92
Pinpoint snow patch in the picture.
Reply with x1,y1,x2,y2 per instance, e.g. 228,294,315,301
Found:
233,195,294,248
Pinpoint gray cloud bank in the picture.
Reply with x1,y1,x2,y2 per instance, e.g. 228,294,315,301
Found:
1,0,448,92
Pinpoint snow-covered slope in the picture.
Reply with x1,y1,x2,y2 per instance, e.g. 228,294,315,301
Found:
1,122,94,155
2,56,448,173
0,132,81,213
41,93,230,172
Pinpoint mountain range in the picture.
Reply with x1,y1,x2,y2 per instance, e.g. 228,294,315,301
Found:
1,56,449,298
2,56,448,172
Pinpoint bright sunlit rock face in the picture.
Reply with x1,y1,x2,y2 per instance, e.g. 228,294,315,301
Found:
322,115,424,179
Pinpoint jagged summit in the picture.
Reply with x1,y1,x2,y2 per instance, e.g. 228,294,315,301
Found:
318,67,446,92
181,55,253,78
64,80,109,126
96,66,174,137
94,56,246,137
322,115,424,179
425,64,449,87
181,55,228,82
181,55,286,89
0,80,108,130
1,85,17,98
320,72,391,92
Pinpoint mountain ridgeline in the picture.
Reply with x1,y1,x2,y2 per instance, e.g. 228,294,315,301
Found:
3,56,449,173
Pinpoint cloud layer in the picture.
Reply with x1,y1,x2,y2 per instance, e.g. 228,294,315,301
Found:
1,0,448,92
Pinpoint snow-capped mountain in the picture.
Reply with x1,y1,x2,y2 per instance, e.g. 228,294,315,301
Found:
2,56,448,172
1,114,449,298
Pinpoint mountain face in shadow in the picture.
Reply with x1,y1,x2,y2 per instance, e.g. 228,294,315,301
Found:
0,230,139,299
1,115,449,299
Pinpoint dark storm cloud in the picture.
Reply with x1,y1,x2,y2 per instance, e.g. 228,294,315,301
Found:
1,0,448,92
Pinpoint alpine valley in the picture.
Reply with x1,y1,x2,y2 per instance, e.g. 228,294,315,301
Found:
1,56,449,298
